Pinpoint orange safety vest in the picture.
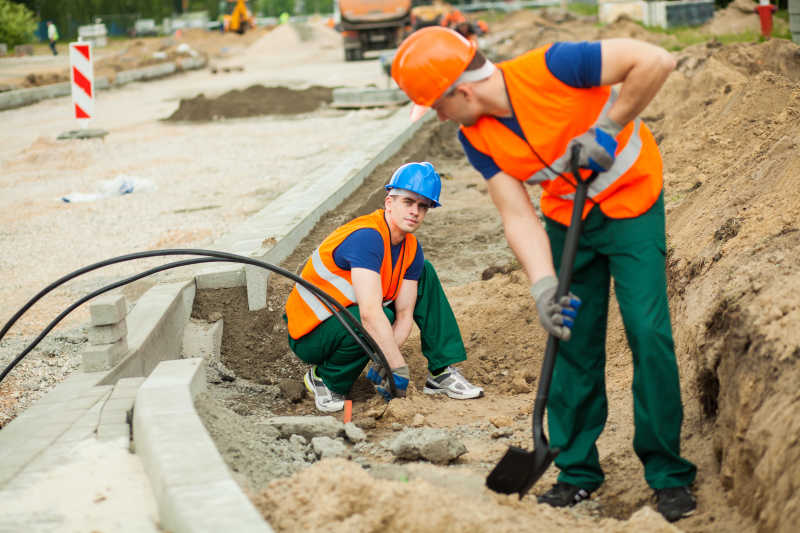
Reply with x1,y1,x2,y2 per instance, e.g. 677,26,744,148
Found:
285,209,418,340
460,44,663,226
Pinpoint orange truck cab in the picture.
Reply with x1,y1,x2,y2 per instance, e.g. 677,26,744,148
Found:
337,0,412,61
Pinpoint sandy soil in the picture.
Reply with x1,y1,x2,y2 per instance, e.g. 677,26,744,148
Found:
2,5,799,533
191,6,800,533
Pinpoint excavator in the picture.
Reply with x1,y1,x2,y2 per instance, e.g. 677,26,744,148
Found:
223,0,256,34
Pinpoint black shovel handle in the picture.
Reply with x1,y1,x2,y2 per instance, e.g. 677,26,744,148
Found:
532,148,598,448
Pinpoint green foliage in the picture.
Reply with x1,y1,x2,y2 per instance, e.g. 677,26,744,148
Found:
302,0,333,14
0,0,37,47
567,2,599,17
256,0,294,16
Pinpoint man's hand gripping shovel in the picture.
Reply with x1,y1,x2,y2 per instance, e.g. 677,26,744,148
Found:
486,145,599,498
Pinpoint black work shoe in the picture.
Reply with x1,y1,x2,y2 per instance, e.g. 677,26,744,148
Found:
537,482,592,507
655,486,697,522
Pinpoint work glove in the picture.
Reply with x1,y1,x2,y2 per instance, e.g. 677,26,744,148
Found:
366,364,409,401
530,275,581,341
570,116,623,173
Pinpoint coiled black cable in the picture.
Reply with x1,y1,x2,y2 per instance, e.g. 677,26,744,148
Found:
0,249,396,396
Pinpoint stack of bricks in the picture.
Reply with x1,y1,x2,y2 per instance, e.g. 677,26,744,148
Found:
82,294,129,372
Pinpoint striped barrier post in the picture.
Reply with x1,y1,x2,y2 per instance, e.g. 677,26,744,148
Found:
69,42,94,129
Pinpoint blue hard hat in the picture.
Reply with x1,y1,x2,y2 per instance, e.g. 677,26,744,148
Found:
385,162,442,207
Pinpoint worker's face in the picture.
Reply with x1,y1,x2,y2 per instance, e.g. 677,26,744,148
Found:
431,85,481,127
385,191,431,235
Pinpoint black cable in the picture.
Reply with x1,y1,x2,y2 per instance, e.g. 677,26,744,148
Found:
0,249,396,396
498,76,596,206
0,258,223,383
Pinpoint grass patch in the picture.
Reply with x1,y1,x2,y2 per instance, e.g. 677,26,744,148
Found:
638,20,777,51
567,2,598,17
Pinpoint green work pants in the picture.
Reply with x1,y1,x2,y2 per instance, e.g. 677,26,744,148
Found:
287,260,467,395
544,193,696,490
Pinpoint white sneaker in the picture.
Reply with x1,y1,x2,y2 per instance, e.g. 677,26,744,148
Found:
303,366,345,413
423,366,483,399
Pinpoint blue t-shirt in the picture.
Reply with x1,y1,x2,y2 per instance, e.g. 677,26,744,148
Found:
458,41,602,180
332,228,424,281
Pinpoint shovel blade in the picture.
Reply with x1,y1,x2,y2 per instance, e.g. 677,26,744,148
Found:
486,445,560,497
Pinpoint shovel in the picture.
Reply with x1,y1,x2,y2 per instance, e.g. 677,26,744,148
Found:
486,146,598,498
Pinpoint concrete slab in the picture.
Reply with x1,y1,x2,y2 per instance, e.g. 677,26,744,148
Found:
89,294,128,325
331,87,409,108
88,319,127,345
99,280,195,384
134,358,270,533
0,438,160,533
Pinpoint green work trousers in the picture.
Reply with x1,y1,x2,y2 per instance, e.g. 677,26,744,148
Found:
287,260,467,395
544,193,697,491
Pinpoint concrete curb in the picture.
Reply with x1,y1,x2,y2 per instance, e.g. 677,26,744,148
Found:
134,358,272,533
99,280,195,386
0,56,207,112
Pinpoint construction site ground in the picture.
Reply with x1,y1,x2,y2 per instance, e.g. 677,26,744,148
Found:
2,3,800,532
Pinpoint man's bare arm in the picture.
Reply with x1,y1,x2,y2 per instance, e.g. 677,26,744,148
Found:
351,267,406,368
600,38,676,126
487,172,555,284
392,278,417,347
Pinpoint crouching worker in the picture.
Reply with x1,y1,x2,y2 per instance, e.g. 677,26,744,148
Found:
284,162,483,412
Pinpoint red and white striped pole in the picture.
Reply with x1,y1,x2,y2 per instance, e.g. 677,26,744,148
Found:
69,42,94,129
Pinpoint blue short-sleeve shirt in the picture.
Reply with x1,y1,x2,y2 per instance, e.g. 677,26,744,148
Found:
332,228,424,281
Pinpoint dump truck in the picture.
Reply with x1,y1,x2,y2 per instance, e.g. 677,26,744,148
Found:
337,0,412,61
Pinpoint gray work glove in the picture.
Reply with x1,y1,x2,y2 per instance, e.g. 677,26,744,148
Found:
530,275,581,341
570,115,624,173
366,364,409,401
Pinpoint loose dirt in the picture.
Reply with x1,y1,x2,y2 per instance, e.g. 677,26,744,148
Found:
2,5,798,532
165,85,334,121
191,6,800,533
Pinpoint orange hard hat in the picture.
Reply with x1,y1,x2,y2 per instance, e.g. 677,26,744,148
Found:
392,26,476,107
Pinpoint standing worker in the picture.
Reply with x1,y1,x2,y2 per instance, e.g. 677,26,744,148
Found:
284,162,483,413
391,28,697,522
46,21,59,56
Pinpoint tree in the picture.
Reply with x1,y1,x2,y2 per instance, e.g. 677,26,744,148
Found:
0,0,37,47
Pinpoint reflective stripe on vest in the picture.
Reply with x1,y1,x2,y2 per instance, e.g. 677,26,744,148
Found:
285,209,418,339
460,45,662,226
293,248,358,324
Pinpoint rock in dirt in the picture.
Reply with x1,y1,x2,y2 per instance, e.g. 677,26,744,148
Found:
263,415,344,440
343,422,367,443
278,379,305,403
387,428,467,464
311,436,349,459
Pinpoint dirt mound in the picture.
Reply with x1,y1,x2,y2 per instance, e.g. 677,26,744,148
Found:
704,0,789,36
253,459,680,533
164,85,333,121
649,37,800,533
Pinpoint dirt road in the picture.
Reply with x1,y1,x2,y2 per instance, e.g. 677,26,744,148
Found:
2,6,799,533
192,7,799,533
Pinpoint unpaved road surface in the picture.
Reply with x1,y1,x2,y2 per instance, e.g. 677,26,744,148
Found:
3,6,800,533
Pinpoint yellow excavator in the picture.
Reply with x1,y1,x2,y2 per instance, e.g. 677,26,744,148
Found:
223,0,255,34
